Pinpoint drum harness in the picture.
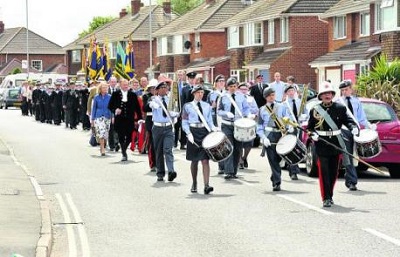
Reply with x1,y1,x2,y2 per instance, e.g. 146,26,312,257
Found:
260,104,287,157
154,95,175,133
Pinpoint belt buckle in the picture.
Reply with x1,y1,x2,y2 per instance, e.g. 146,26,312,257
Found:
327,131,333,136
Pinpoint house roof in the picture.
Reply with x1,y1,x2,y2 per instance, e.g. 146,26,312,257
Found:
0,58,41,76
153,0,248,37
245,47,291,68
64,5,177,50
218,0,340,28
320,0,370,18
309,40,381,67
184,56,230,70
0,27,64,54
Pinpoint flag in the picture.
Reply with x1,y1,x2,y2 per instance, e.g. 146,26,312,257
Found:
101,38,113,81
114,42,130,80
87,37,102,79
125,40,135,79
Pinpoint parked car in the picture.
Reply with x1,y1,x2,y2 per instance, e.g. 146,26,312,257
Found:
297,84,318,101
0,87,22,109
301,97,400,178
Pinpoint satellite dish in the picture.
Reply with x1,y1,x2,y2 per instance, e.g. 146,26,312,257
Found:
184,40,192,49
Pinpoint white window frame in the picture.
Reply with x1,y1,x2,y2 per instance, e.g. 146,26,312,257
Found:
31,60,43,71
247,22,262,46
167,36,174,54
360,12,370,36
157,38,162,56
268,19,274,44
195,33,201,53
109,42,117,59
375,1,397,32
182,34,190,54
71,50,81,63
333,16,347,39
230,69,246,83
280,17,289,43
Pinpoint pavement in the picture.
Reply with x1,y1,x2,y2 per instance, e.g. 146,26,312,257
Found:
0,137,52,257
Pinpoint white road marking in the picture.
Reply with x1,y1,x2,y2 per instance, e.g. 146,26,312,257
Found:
55,193,77,257
66,193,91,257
29,176,44,199
277,195,334,215
364,228,400,246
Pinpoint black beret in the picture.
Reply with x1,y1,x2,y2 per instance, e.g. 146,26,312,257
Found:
187,71,197,78
339,80,352,89
256,74,263,79
263,87,275,98
214,74,225,83
191,85,204,94
156,81,168,90
284,84,295,93
238,83,248,89
226,77,237,87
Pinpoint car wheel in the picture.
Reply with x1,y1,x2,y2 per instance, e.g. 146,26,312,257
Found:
306,142,318,177
388,164,400,178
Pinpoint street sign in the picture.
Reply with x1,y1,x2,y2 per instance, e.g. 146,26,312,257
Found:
22,60,28,69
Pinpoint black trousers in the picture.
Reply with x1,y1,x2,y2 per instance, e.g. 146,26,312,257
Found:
316,155,340,201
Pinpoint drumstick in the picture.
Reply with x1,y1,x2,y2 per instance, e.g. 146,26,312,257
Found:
282,117,385,175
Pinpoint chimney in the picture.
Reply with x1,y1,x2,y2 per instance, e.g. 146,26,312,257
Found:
206,0,216,4
131,0,141,16
0,21,4,34
119,8,128,18
163,1,171,15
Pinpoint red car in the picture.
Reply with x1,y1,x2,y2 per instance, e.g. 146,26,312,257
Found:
301,97,400,178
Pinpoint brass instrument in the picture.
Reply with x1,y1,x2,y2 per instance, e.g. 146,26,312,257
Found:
168,81,181,112
265,104,287,134
298,83,309,116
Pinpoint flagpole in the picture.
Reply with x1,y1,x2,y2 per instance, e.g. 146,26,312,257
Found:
149,0,153,80
26,0,30,78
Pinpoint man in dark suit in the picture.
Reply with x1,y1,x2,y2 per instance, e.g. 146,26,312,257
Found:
250,74,268,147
108,78,142,161
179,71,197,150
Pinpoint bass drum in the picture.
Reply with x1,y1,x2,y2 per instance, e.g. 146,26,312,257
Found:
234,118,257,142
276,134,306,165
202,132,233,162
354,129,382,159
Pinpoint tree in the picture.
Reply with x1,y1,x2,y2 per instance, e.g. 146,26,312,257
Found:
157,0,203,15
78,16,116,38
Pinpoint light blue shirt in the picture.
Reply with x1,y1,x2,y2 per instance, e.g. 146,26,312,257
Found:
257,102,290,139
152,95,172,123
339,96,368,127
181,100,215,135
207,90,224,115
284,97,308,121
270,81,286,102
217,91,250,120
245,95,259,115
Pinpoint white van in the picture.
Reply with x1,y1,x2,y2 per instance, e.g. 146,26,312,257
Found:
0,73,68,93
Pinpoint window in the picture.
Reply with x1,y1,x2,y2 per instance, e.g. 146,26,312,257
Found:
230,69,246,83
167,36,174,54
238,26,245,46
360,12,370,36
71,50,81,63
247,22,262,45
195,33,201,52
109,42,117,59
333,16,346,39
182,34,190,53
375,1,396,31
280,17,289,43
157,38,162,56
31,60,42,71
268,20,274,44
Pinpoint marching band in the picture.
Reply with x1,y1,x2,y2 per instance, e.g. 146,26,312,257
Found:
16,74,381,208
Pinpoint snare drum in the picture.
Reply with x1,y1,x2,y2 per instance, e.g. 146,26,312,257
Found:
234,118,257,142
202,132,233,162
276,134,306,165
354,129,382,159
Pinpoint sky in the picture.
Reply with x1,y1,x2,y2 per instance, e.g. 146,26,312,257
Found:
0,0,152,47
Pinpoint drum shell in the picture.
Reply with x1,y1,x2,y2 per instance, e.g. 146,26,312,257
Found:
202,132,233,162
234,118,257,142
354,129,382,159
276,134,306,165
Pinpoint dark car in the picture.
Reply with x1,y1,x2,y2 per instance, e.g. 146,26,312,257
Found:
0,88,22,109
297,84,318,101
301,97,400,178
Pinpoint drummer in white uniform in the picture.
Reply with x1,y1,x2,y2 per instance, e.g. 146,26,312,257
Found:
217,77,250,180
182,86,218,194
338,80,376,191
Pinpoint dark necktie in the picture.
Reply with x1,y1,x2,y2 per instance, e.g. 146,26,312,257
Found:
259,83,263,92
346,96,353,114
162,97,167,117
197,102,203,122
230,93,235,114
292,99,298,120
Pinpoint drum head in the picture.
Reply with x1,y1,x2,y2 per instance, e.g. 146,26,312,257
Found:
276,135,297,155
202,132,225,148
355,129,378,143
234,118,256,128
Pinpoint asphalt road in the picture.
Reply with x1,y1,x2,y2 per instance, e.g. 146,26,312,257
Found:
1,108,400,257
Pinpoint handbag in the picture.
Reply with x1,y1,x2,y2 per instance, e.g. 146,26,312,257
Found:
89,129,99,147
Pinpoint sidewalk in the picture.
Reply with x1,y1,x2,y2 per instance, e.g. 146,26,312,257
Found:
0,138,52,257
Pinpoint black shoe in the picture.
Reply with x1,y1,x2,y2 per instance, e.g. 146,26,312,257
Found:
168,171,177,182
204,185,214,195
329,199,334,205
323,200,332,207
243,158,248,168
180,146,186,150
239,163,244,169
218,170,224,175
115,145,120,152
272,185,281,191
224,174,233,180
290,174,298,180
101,153,106,156
191,183,197,193
150,167,156,172
121,155,127,161
157,176,164,182
349,184,358,191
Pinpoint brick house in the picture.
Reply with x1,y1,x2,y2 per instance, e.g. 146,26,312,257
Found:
217,0,340,90
152,0,249,82
64,0,176,80
309,0,400,93
0,21,66,81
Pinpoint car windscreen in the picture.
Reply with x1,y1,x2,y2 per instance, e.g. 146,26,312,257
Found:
8,89,20,99
362,102,395,123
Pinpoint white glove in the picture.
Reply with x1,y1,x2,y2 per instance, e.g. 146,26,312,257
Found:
263,138,271,147
169,111,179,118
351,127,359,136
212,127,219,132
226,112,234,118
310,132,319,141
287,125,295,133
299,114,308,122
138,119,145,124
187,133,194,144
247,114,256,119
369,123,377,131
149,101,160,109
